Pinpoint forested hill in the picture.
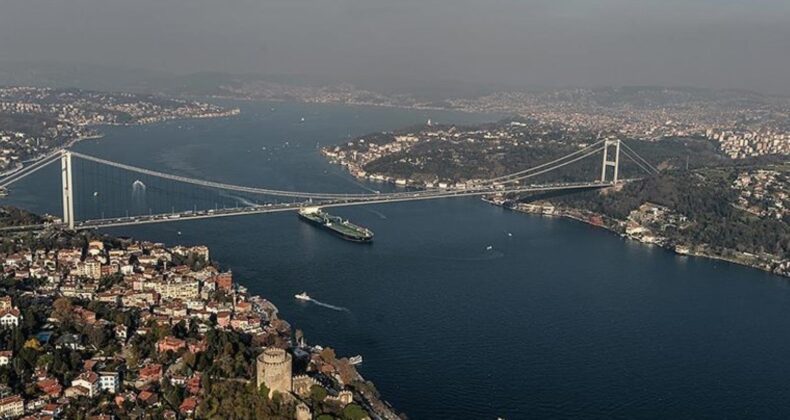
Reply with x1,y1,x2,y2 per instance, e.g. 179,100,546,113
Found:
548,166,790,257
0,206,43,227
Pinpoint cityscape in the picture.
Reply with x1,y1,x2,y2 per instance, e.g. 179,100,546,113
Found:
0,1,789,419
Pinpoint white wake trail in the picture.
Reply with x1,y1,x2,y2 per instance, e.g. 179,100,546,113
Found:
308,298,349,312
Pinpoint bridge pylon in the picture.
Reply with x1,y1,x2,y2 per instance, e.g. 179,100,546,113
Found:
61,150,75,229
600,139,620,183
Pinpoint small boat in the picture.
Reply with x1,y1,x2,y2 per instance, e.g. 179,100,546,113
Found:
295,292,311,301
349,355,363,365
486,245,493,251
507,232,513,237
93,191,99,197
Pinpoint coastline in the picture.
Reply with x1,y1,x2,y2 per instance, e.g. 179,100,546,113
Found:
0,110,238,180
203,93,477,114
484,197,790,278
318,131,790,280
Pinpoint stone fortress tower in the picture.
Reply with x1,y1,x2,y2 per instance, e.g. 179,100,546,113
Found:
256,347,293,398
295,402,312,420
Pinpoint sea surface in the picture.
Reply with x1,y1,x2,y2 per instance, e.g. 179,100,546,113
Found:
6,101,790,419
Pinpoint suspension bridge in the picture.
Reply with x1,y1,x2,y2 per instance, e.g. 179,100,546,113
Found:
0,138,658,231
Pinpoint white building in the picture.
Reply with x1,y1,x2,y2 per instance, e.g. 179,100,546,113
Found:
0,395,24,418
0,350,12,366
98,371,120,393
71,371,100,397
0,309,21,328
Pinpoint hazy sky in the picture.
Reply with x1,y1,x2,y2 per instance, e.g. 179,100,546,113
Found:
1,0,789,93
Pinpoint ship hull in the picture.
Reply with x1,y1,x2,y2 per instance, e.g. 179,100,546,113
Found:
298,212,373,243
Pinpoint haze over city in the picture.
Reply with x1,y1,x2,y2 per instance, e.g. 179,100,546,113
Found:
1,0,789,94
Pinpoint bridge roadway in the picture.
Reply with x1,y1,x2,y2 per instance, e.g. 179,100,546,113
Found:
72,180,618,230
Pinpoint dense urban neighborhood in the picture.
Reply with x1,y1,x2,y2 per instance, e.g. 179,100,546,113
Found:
207,82,789,161
0,87,239,173
0,219,398,419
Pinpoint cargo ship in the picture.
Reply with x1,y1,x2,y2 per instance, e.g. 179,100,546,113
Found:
298,207,374,243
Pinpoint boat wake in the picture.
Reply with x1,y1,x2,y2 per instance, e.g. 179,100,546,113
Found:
309,298,350,312
366,209,387,219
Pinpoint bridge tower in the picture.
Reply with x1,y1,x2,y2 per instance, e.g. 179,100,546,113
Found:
600,139,621,183
61,151,75,229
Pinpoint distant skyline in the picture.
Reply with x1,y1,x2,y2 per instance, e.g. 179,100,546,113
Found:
1,0,789,94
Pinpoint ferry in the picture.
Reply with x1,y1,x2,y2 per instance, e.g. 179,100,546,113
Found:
295,292,311,301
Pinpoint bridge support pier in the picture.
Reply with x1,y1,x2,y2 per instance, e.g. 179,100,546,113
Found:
61,151,74,229
600,139,620,183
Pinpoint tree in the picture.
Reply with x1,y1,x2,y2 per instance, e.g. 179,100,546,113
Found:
342,404,369,420
258,383,270,399
87,326,110,350
37,353,54,369
23,338,41,351
309,385,327,402
336,359,358,385
320,347,336,364
52,297,74,324
172,320,188,339
188,318,200,339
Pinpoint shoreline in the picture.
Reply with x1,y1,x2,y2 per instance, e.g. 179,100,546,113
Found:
484,198,790,278
201,93,496,115
0,110,238,181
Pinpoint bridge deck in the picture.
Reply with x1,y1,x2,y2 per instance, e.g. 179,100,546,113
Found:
72,181,615,230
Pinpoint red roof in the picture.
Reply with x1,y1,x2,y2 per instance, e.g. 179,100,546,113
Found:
0,394,23,405
75,371,99,384
139,390,157,403
179,397,199,413
0,308,20,317
139,364,163,380
37,378,63,397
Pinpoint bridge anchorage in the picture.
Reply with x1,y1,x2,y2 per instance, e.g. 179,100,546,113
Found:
0,138,658,231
